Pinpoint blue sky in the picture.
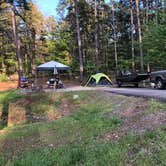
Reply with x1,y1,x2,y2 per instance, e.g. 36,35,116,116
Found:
34,0,59,17
34,0,111,17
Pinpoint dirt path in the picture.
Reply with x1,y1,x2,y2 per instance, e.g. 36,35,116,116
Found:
1,81,166,102
0,81,17,91
104,93,166,141
105,87,166,101
47,86,166,101
47,86,102,92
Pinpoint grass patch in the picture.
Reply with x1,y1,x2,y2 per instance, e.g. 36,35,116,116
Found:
148,98,166,112
0,90,23,128
6,142,128,166
0,90,23,115
0,91,165,165
3,128,165,166
126,128,166,166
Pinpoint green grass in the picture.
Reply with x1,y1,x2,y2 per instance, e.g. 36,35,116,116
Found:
2,128,165,166
0,90,165,166
0,90,23,113
0,90,23,129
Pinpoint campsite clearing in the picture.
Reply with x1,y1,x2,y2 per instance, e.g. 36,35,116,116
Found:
0,90,165,165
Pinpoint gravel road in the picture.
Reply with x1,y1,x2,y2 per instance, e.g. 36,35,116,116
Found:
105,87,166,101
55,86,166,101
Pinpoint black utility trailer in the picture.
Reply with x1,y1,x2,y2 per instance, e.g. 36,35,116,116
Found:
116,70,150,87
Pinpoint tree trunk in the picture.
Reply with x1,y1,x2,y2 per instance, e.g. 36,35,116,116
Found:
82,32,86,64
74,0,83,83
94,0,99,73
155,0,159,23
11,3,23,87
112,1,118,70
1,35,6,75
130,0,135,72
146,0,149,23
105,40,109,72
162,0,165,22
136,0,144,72
0,33,5,74
31,28,36,78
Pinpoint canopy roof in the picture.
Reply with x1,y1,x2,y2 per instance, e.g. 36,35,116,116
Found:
37,60,70,71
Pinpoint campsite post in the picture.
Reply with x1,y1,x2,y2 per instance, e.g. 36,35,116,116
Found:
54,65,58,75
54,65,57,90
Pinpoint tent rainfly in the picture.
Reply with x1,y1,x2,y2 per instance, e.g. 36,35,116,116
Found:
85,73,113,86
36,60,70,71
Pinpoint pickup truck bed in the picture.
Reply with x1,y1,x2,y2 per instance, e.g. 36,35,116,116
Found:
116,70,149,87
150,70,166,89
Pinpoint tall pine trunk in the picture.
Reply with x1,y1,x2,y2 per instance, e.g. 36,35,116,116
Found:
74,0,83,83
11,2,23,87
31,28,36,78
130,0,135,72
112,1,118,70
0,33,5,75
136,0,144,72
94,0,99,73
163,0,166,21
155,0,159,23
146,0,149,23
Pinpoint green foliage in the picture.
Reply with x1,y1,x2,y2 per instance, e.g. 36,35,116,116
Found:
0,73,8,81
46,38,71,65
1,0,166,78
143,24,166,69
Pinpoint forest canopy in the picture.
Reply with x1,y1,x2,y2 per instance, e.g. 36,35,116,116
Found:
0,0,166,81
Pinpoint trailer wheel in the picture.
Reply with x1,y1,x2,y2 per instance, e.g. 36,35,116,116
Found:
156,78,165,89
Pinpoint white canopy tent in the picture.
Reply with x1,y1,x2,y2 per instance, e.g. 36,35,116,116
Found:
36,60,70,71
36,61,70,85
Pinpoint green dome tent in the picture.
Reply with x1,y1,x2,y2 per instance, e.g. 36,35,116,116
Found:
85,73,113,86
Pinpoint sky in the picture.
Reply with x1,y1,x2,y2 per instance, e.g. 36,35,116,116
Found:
34,0,111,18
34,0,59,17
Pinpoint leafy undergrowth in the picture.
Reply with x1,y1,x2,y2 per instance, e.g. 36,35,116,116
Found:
0,90,165,166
